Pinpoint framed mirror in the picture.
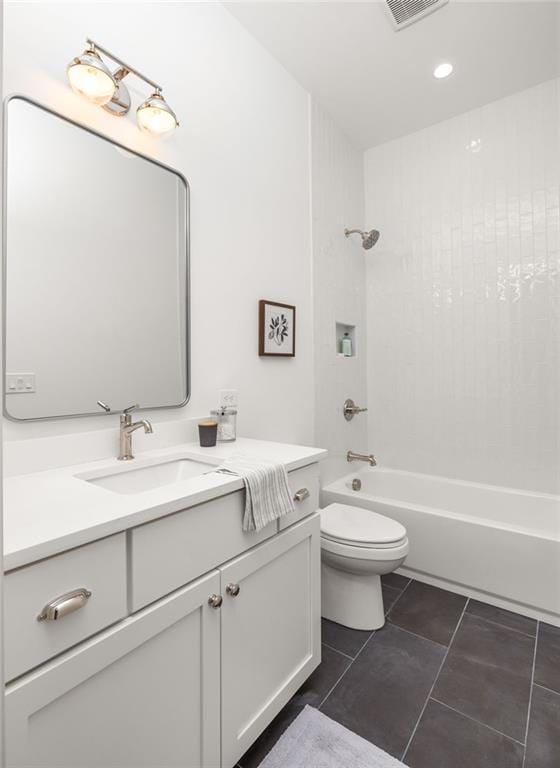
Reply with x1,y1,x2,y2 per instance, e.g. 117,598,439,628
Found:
3,96,189,421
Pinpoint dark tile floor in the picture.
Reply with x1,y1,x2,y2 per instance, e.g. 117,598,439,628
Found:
237,577,560,768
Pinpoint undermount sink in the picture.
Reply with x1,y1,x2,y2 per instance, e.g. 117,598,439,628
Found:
81,458,215,495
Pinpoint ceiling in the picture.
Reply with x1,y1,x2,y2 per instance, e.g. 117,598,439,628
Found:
225,1,560,149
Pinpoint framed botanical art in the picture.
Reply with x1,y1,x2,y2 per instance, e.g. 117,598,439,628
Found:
259,300,296,357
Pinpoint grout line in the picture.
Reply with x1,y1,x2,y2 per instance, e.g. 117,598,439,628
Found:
317,632,375,710
465,610,537,639
321,641,354,661
385,622,448,649
401,599,468,761
532,682,560,697
430,697,526,747
319,577,415,711
522,621,540,766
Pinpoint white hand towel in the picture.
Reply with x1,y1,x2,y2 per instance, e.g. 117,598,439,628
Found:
216,455,296,532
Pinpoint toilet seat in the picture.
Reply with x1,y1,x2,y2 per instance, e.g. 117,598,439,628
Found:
320,503,407,549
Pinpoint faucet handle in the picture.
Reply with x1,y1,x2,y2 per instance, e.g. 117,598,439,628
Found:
122,403,139,414
97,400,111,412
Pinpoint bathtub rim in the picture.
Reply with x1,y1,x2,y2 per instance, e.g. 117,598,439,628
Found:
323,469,560,542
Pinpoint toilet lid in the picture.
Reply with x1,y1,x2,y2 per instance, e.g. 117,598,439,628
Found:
320,503,406,547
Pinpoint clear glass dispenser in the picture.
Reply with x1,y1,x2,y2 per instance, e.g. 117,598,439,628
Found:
210,406,237,442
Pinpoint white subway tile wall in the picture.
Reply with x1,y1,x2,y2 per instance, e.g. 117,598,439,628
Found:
364,78,559,494
311,101,368,483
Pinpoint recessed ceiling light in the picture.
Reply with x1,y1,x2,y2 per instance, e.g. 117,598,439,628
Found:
433,62,453,79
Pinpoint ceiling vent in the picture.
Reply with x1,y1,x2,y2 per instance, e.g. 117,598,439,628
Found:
385,0,449,30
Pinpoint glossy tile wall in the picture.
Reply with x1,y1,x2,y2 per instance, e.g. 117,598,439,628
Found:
364,78,559,494
311,101,368,483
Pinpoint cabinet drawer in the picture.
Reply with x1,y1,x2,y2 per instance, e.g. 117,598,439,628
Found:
279,463,320,530
4,534,127,682
130,490,275,611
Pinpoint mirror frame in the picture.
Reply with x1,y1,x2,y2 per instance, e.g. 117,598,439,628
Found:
2,95,190,422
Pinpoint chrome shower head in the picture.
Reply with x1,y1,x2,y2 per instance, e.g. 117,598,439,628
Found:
344,227,380,250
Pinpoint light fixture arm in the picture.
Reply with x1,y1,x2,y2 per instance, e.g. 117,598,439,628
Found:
86,38,162,92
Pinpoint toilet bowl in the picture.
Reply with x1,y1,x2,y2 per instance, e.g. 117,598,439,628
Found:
320,503,409,631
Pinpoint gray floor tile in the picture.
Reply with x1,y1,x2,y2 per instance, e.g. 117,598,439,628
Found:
320,623,445,757
525,684,560,768
433,613,534,742
321,617,372,658
238,644,351,768
387,580,467,646
382,584,401,614
466,599,537,636
406,699,524,768
534,622,560,694
382,573,411,591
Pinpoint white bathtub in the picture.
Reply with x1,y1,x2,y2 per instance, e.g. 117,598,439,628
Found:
321,468,560,625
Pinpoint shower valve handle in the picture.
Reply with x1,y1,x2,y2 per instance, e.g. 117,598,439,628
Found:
343,399,368,421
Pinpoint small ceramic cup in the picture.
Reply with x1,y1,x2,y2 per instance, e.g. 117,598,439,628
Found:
198,420,218,447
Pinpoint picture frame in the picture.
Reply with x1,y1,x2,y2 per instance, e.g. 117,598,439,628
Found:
258,300,296,357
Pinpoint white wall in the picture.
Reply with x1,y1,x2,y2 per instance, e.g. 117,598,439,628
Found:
311,101,368,483
3,1,314,446
364,79,560,494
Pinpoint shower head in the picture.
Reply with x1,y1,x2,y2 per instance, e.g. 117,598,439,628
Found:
344,227,380,250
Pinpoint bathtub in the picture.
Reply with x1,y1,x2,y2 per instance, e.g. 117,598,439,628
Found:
321,468,560,625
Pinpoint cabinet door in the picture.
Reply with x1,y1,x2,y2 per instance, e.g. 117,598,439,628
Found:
220,513,321,767
6,571,221,768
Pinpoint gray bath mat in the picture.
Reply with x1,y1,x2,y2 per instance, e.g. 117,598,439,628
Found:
258,705,408,768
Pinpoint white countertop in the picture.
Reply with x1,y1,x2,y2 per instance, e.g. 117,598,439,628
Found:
3,438,326,571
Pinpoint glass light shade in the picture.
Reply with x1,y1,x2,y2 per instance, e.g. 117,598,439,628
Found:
137,92,178,136
67,50,116,106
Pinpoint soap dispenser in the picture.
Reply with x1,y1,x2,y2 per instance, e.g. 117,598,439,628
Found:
341,333,352,357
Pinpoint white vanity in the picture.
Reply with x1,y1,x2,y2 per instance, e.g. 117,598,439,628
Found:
2,96,324,767
3,439,325,768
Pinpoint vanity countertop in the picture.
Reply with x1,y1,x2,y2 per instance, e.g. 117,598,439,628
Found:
3,438,327,571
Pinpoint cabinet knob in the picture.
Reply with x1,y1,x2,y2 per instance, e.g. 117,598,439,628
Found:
226,583,240,597
37,588,92,622
208,594,223,609
293,488,310,502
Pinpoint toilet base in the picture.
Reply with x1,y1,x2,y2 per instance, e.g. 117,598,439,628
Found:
321,561,385,630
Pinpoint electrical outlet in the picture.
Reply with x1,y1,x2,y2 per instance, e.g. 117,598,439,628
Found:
219,389,238,408
6,373,36,394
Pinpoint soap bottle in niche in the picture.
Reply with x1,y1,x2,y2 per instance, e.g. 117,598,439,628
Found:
341,333,352,357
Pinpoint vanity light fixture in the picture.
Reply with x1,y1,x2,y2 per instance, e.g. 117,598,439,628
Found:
137,90,178,137
67,39,179,136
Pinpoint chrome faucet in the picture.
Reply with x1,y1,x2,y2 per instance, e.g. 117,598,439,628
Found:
118,404,153,461
347,450,376,467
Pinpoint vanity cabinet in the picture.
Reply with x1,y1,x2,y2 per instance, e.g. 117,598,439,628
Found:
5,571,221,768
221,515,320,766
5,483,321,768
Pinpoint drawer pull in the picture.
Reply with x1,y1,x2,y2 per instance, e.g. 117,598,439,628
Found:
208,594,223,609
293,488,310,502
226,583,240,597
37,588,92,622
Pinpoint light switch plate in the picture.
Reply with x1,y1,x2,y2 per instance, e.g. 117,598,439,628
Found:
6,373,36,394
219,389,238,408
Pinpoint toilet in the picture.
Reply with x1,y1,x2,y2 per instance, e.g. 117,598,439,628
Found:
320,503,409,630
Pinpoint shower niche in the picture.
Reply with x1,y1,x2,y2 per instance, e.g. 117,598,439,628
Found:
336,322,357,358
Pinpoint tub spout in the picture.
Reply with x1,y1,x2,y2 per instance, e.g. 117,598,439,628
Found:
347,451,376,466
